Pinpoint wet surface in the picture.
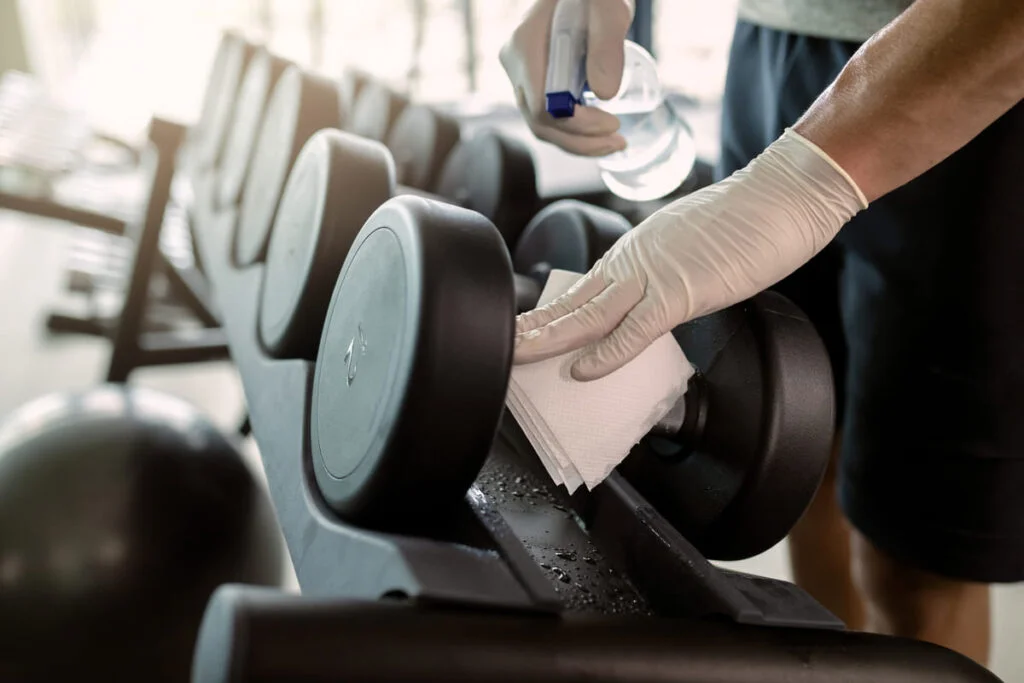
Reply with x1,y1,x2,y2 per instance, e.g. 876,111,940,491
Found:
475,430,651,617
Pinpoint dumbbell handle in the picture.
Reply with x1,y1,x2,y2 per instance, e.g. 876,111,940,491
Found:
651,370,708,448
194,585,995,683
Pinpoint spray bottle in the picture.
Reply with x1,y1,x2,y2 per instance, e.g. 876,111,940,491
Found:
544,0,695,202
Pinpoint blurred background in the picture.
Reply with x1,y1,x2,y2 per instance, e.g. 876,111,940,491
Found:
0,0,741,419
7,0,736,154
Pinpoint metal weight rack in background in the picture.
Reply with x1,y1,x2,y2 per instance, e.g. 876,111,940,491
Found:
0,67,230,383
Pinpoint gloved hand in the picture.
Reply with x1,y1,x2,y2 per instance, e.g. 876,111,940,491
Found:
499,0,635,156
514,128,869,380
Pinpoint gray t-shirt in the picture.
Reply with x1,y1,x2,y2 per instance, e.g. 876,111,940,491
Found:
737,0,915,42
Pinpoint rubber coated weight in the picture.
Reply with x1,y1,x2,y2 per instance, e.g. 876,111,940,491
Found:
513,200,630,293
385,105,461,191
435,129,538,249
338,69,370,127
216,49,291,209
254,127,524,324
259,129,394,359
310,195,515,525
345,80,409,143
234,66,342,267
194,32,255,170
619,291,835,561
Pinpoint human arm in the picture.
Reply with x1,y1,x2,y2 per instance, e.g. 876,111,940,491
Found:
796,0,1024,201
512,0,1024,380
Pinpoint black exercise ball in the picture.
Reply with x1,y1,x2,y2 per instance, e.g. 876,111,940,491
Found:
0,384,284,683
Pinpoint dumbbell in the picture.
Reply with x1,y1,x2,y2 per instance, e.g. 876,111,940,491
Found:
436,124,655,253
231,64,342,267
389,107,628,229
385,104,461,191
259,133,834,557
603,292,835,560
337,68,371,127
435,128,539,248
242,83,618,311
228,74,458,271
350,95,610,251
192,31,257,172
509,203,835,558
511,199,632,311
344,79,409,144
255,128,440,360
510,235,833,560
256,123,625,350
253,126,546,360
215,47,292,211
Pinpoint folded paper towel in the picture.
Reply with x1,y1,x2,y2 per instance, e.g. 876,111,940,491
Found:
506,270,694,493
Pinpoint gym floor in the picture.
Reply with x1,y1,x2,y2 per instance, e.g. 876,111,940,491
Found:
2,209,1022,680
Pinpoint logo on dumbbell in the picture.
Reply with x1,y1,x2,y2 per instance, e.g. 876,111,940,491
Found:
343,325,367,386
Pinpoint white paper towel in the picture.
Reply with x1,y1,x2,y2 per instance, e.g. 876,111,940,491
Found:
506,270,694,493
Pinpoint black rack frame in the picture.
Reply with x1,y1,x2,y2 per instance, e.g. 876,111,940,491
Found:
2,117,230,381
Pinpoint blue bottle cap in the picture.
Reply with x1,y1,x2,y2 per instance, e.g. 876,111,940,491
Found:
546,91,578,119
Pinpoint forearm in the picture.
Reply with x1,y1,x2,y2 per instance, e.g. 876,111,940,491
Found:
794,0,1024,202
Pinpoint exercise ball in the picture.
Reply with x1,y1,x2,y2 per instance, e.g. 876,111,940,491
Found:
0,384,284,683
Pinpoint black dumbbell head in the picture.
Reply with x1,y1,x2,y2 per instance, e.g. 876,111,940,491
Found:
337,68,371,128
216,48,291,209
386,105,461,192
619,292,836,560
310,195,515,526
435,129,538,249
194,32,255,170
259,129,394,360
345,80,409,143
513,199,631,290
234,65,342,267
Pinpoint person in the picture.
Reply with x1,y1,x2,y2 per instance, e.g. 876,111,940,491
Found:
500,0,1024,667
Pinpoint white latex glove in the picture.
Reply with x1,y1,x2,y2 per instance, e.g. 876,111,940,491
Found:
514,129,869,380
499,0,635,156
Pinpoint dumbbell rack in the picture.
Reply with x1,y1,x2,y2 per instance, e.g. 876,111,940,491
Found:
190,195,1006,683
0,105,229,382
192,198,844,621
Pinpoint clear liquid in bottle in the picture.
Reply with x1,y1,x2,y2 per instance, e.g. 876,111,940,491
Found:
583,41,696,202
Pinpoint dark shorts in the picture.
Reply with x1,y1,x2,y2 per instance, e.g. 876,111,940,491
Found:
718,20,1024,582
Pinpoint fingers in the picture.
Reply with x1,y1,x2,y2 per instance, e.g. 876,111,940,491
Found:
516,270,607,335
512,69,626,158
571,298,658,381
536,126,626,157
532,110,626,157
515,280,638,365
552,104,621,136
586,0,634,99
